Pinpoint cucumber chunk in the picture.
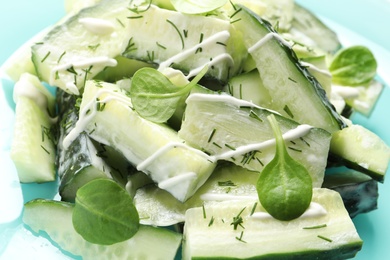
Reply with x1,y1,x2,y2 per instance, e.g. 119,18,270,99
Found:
69,80,216,202
179,93,331,188
122,4,246,82
134,163,258,226
330,124,390,182
232,5,345,133
182,188,362,259
10,74,56,183
23,199,182,260
32,0,132,94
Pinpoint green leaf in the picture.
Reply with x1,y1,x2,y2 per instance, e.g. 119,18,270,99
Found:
130,66,207,123
256,115,313,221
72,179,139,245
171,0,227,14
329,45,377,86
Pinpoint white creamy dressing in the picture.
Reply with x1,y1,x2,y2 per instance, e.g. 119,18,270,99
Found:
13,79,47,109
13,76,57,123
200,193,258,201
136,142,210,171
332,85,361,99
251,202,327,220
158,172,197,190
158,30,234,79
248,32,291,53
78,17,115,35
49,56,117,95
300,61,332,78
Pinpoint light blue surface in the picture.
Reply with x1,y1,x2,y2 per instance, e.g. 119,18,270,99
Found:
1,1,390,259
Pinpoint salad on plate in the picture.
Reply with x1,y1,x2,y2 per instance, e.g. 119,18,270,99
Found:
1,0,390,259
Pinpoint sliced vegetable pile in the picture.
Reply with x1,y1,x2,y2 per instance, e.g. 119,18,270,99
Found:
4,0,390,259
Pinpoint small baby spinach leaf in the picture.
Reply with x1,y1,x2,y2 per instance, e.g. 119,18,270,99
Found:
329,45,377,86
130,66,207,123
171,0,227,14
256,114,313,221
72,179,139,245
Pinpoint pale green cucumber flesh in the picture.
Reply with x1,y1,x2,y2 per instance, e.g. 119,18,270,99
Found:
182,188,362,260
23,199,182,260
178,93,331,188
329,124,390,182
233,5,345,133
224,69,273,108
11,97,55,183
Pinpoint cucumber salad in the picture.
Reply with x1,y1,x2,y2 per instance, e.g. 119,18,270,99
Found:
4,0,390,259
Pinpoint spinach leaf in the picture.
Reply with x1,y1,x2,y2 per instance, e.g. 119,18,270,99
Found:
329,45,377,86
256,115,313,221
72,179,139,245
130,66,207,123
170,0,227,14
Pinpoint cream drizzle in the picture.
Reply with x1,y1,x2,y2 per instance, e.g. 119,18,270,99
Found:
13,75,57,123
251,202,327,220
248,32,291,53
158,30,233,79
78,17,115,35
158,172,197,190
186,93,280,114
50,56,117,94
300,61,332,78
136,142,210,171
13,79,47,109
200,193,257,201
332,85,361,99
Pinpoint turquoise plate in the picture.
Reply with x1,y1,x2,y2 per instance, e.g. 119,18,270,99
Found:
1,0,389,259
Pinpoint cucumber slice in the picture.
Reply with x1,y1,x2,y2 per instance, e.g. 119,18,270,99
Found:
70,80,216,202
182,188,362,259
122,4,246,82
232,5,345,133
23,199,181,260
10,74,56,183
32,0,132,94
134,163,258,226
329,124,390,182
179,93,331,188
224,69,273,108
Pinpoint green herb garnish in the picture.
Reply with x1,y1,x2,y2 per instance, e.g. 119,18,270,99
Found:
129,66,208,123
72,179,139,245
329,45,377,86
256,114,313,221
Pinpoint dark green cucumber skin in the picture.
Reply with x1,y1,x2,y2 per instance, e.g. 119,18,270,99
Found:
236,5,346,132
56,90,104,201
327,153,385,183
190,242,362,260
323,169,378,218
